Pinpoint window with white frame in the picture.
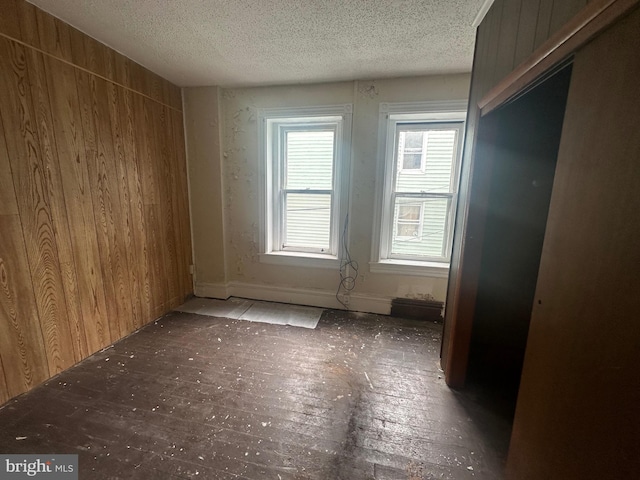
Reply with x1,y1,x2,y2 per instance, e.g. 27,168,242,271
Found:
259,105,352,267
372,101,466,275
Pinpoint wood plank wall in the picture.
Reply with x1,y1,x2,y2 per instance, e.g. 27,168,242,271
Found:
473,0,591,101
506,8,640,478
0,0,191,405
442,0,591,385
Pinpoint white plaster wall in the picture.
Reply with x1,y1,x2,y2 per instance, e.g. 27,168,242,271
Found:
183,87,226,285
184,74,471,313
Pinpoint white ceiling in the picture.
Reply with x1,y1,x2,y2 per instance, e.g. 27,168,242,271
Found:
28,0,486,88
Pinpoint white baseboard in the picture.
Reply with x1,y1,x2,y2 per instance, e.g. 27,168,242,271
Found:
194,282,231,299
194,281,391,315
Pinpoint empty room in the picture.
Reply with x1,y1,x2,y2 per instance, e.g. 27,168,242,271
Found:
0,0,638,479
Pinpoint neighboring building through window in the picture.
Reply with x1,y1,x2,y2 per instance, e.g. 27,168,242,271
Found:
372,101,466,276
259,105,352,267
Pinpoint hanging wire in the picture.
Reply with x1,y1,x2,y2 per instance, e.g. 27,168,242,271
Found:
336,214,358,309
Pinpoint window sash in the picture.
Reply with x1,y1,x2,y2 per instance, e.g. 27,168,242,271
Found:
281,190,334,252
271,120,341,255
390,193,454,260
383,119,464,263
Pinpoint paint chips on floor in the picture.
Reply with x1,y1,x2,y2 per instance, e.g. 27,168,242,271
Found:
174,297,322,329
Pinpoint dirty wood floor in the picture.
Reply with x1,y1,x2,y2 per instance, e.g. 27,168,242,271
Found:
0,309,510,479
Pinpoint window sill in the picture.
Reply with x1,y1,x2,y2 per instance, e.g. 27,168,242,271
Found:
369,259,449,278
259,251,340,269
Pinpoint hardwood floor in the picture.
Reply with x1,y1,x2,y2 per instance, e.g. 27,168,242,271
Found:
0,308,510,479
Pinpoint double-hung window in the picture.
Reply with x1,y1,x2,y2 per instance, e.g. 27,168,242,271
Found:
372,101,466,276
259,105,352,267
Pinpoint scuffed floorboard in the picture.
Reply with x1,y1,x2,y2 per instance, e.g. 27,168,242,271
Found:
0,310,510,479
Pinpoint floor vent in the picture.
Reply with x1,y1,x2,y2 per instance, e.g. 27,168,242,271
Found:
391,298,443,322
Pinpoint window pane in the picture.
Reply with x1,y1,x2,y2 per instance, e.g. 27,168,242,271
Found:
397,222,419,237
398,204,421,221
391,197,449,258
396,128,458,193
404,131,424,149
286,130,334,190
402,153,422,170
284,193,331,250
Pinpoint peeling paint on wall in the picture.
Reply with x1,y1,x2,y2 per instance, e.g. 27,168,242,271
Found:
358,81,379,99
186,75,470,304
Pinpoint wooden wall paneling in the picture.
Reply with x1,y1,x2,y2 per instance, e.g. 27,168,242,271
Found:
14,0,40,49
482,0,506,99
0,104,49,400
147,99,172,311
72,27,113,84
35,8,73,63
82,35,108,81
25,47,85,362
514,0,542,65
0,112,19,216
134,95,168,317
0,0,190,405
44,56,111,353
161,80,173,109
74,69,123,343
147,71,164,103
0,215,50,398
157,104,181,308
129,62,150,103
166,105,190,304
533,0,556,49
68,26,112,83
117,88,152,328
507,9,640,478
0,0,23,41
0,37,76,376
104,47,117,86
550,0,590,32
105,80,144,330
113,52,131,92
131,95,161,316
494,0,523,82
480,0,640,114
132,95,159,206
89,73,136,339
170,109,193,298
68,26,88,73
144,204,166,318
0,356,8,405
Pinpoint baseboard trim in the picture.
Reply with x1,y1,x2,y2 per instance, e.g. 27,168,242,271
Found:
194,281,391,315
194,282,231,299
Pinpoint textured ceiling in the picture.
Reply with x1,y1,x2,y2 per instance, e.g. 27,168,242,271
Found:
28,0,486,88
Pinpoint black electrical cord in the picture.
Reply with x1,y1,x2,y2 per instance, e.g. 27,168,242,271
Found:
336,214,358,309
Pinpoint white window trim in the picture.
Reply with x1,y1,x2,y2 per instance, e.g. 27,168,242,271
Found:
371,100,467,276
258,104,352,268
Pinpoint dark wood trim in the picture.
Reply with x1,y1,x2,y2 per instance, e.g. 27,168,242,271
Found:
442,117,499,388
479,0,639,114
